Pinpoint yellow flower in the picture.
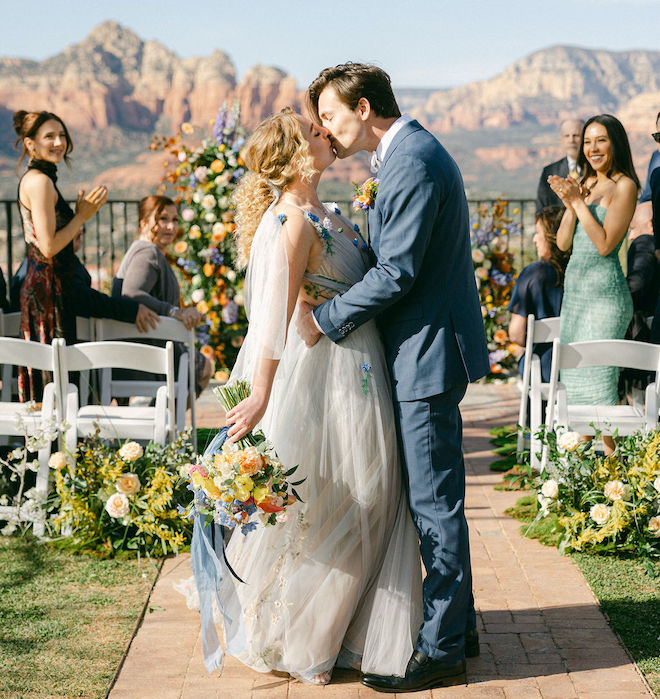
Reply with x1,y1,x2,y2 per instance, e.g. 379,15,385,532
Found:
189,226,202,240
196,300,210,314
210,159,225,173
238,447,265,476
252,485,270,504
181,122,194,135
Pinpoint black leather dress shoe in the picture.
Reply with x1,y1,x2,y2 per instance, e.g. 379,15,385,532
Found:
361,651,466,693
465,628,480,658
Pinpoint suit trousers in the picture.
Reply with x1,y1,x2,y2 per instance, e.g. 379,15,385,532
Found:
394,383,474,663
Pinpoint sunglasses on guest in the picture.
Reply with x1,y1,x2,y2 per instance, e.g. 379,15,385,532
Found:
652,132,660,143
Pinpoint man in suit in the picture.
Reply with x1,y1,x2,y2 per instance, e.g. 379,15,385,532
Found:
536,118,585,212
297,63,489,692
10,232,158,331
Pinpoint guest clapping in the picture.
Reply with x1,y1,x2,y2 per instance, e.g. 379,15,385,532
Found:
113,195,212,395
550,114,638,455
13,110,107,401
508,206,569,382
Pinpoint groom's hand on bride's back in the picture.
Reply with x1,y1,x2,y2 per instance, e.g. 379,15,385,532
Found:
295,300,322,347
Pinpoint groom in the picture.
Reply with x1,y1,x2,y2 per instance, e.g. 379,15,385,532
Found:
296,63,489,692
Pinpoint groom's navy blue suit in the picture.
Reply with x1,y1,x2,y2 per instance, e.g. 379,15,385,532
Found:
314,119,489,664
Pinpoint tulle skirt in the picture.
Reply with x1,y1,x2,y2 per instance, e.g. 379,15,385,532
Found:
224,316,423,680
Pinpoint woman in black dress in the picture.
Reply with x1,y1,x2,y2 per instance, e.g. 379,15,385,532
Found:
13,110,107,402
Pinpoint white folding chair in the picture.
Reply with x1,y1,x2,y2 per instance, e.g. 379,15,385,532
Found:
516,315,561,469
0,311,22,403
94,317,197,444
60,340,176,451
542,338,660,470
0,337,62,536
75,317,95,406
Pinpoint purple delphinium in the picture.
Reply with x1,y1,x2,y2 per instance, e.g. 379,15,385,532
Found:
222,300,239,324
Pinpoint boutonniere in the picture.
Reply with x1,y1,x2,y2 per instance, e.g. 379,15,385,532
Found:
352,177,380,212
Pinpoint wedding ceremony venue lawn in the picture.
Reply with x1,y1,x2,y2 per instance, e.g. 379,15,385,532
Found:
2,1,660,697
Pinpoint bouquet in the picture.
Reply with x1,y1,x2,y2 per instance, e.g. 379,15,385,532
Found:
181,381,303,534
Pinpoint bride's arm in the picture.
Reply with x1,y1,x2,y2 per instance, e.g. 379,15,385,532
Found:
225,214,316,441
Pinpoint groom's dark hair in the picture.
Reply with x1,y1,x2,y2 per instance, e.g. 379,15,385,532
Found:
307,63,401,122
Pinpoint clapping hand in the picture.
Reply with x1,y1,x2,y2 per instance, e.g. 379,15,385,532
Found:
76,186,108,222
548,175,586,208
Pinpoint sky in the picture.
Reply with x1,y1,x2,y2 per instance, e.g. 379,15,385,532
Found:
2,0,660,88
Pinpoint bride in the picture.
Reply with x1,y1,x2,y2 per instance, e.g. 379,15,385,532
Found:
210,107,422,685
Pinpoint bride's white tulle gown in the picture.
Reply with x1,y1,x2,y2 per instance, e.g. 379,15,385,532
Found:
218,201,422,681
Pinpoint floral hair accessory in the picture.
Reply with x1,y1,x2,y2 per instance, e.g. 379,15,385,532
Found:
353,178,380,212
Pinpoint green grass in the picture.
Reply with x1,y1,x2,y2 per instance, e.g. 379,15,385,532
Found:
506,495,660,694
573,554,660,696
0,535,159,698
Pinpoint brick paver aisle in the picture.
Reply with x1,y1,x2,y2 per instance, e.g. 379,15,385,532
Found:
110,383,652,698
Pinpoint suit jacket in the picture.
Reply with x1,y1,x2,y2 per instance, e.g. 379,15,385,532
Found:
10,255,138,322
314,120,489,401
536,157,570,213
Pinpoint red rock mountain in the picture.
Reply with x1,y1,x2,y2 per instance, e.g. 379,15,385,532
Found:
1,22,659,197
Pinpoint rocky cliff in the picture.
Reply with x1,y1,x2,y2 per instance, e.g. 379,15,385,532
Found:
1,22,659,198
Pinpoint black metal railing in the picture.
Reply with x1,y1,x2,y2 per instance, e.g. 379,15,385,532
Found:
0,197,537,292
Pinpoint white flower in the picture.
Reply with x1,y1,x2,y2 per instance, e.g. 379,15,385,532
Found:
541,479,559,499
204,211,217,223
105,493,130,519
589,503,611,526
192,191,202,204
219,196,230,209
276,510,291,524
482,259,492,270
118,441,143,462
471,249,485,263
177,151,187,162
604,480,626,502
115,473,141,496
557,431,581,452
475,267,489,279
537,494,550,516
648,516,660,537
201,194,216,210
653,476,660,493
234,293,244,307
48,452,67,470
192,274,202,286
225,270,236,282
212,222,225,236
191,289,206,303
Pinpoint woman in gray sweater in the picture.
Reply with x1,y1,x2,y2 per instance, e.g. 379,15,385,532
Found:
113,195,212,394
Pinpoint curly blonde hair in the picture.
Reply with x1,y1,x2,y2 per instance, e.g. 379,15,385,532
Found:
233,108,317,268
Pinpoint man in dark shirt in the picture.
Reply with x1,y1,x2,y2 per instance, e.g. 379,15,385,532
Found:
10,233,158,332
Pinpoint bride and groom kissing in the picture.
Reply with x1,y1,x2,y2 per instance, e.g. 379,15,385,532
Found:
203,61,489,692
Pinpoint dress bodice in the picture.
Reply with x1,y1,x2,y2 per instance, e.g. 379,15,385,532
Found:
295,203,371,299
571,204,626,259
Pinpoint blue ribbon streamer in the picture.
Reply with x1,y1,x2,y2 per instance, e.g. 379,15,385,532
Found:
189,427,247,672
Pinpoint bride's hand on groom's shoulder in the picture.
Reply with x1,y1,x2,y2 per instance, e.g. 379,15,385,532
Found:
295,300,322,348
225,394,268,442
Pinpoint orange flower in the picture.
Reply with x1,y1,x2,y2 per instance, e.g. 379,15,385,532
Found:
211,230,226,243
200,345,214,360
221,211,234,223
490,364,503,374
493,329,508,344
203,263,215,277
173,241,188,255
197,301,210,314
215,369,230,382
237,447,265,476
210,159,225,173
181,122,194,135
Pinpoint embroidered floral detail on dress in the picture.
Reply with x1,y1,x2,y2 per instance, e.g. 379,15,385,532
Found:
277,213,287,225
306,212,334,255
361,363,372,395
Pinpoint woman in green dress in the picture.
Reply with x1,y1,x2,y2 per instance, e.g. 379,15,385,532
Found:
549,114,639,455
